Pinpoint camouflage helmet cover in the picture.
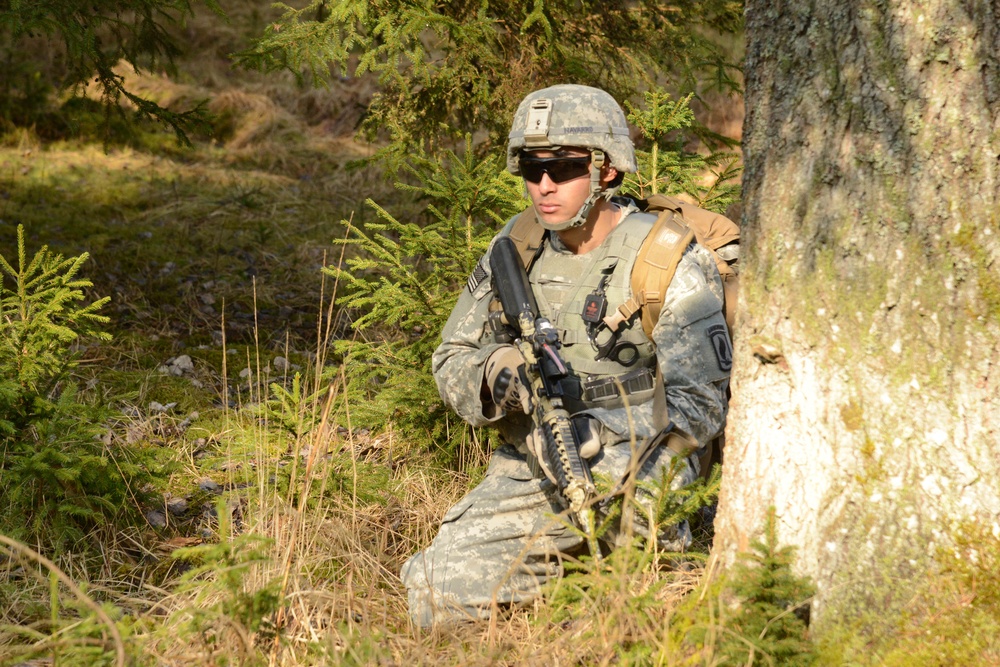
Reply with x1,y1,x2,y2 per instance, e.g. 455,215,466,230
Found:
506,84,637,175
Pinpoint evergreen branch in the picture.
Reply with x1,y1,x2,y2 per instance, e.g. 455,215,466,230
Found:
1,0,221,141
238,0,742,163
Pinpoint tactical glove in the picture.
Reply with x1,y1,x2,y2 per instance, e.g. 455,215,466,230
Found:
575,417,602,459
484,346,532,414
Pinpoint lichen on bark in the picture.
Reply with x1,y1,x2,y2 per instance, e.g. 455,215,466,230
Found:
716,0,1000,639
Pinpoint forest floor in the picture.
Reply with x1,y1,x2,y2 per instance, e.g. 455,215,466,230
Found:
0,2,767,665
0,106,722,667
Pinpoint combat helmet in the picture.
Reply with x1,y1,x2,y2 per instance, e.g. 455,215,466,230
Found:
507,84,637,231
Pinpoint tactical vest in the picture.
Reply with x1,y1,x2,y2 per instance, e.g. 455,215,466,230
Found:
527,210,664,412
494,196,739,474
503,195,740,337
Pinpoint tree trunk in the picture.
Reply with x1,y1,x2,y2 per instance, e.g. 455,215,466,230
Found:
714,0,1000,626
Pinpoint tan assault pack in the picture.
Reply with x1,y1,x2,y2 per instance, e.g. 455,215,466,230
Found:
506,194,740,336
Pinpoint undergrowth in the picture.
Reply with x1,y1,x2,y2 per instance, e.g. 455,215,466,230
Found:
0,226,154,550
325,139,523,461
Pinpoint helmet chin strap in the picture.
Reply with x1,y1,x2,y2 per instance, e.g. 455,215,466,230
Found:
535,150,617,233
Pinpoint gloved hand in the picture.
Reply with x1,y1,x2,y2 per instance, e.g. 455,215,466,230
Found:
575,416,602,459
484,346,533,414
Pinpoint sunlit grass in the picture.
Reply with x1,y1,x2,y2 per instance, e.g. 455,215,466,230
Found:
0,6,899,663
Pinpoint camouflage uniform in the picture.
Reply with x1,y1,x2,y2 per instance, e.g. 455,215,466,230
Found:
400,203,731,626
400,85,731,627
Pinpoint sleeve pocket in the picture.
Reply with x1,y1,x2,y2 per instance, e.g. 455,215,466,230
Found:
668,289,723,327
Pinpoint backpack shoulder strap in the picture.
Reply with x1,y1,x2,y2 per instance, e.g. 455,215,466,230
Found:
647,195,740,330
646,195,739,275
602,207,696,337
505,207,546,270
648,195,740,331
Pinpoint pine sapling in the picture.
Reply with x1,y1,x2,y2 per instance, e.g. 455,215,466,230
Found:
0,225,152,549
623,89,742,213
719,507,816,666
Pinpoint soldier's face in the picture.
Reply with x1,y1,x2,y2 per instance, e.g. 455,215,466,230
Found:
522,149,616,227
523,148,593,224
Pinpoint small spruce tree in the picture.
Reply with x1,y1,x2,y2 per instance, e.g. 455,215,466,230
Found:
622,89,742,213
718,507,816,666
0,226,151,549
324,140,523,458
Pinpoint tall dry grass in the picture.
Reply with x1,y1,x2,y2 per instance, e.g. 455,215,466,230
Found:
0,249,719,665
0,3,749,662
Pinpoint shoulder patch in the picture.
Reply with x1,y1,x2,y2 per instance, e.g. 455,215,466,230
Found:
467,258,489,293
706,324,733,372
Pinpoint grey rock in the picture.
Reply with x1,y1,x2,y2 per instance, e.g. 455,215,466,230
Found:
198,479,221,494
145,510,167,528
172,355,194,372
273,356,289,371
177,412,198,431
166,497,189,515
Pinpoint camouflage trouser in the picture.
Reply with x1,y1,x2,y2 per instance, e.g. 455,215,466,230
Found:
399,440,697,627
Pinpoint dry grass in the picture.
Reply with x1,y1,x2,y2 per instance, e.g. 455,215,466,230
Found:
0,297,719,665
0,3,751,664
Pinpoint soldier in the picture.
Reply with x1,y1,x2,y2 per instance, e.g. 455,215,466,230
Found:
400,84,732,627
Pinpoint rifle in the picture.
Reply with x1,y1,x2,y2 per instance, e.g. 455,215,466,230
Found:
489,236,598,536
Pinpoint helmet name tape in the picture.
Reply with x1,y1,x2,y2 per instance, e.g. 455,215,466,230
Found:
524,99,552,148
563,125,630,136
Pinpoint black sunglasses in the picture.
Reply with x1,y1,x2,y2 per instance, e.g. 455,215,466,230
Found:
518,155,591,184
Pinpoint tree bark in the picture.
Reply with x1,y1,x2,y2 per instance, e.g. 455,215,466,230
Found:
715,0,1000,625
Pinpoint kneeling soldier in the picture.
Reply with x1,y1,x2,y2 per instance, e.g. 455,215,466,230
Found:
400,84,733,627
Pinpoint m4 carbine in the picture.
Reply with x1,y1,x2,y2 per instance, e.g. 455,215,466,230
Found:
489,236,597,527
